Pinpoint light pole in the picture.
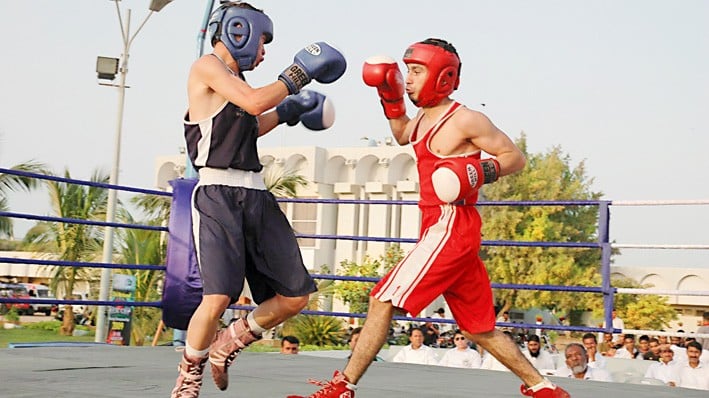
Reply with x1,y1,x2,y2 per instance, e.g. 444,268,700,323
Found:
95,0,173,344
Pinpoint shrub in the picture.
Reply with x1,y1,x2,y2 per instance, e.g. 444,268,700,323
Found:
285,315,346,346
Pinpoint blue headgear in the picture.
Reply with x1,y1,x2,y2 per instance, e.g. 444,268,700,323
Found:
208,3,273,71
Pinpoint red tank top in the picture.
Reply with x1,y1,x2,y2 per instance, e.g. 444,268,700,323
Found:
411,102,481,207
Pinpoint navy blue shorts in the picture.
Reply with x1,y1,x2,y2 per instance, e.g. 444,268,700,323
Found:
191,184,317,303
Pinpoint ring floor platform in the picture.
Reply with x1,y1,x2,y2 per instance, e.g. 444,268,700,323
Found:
0,345,705,398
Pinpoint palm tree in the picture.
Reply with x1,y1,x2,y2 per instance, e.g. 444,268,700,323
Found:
24,168,110,335
114,210,165,346
0,161,48,239
263,165,309,198
130,193,171,223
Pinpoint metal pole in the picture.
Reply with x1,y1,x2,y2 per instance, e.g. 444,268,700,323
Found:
197,0,216,57
182,0,216,180
96,7,132,344
598,201,616,335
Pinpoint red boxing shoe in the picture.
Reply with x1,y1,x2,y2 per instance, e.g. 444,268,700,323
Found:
520,383,571,398
287,370,356,398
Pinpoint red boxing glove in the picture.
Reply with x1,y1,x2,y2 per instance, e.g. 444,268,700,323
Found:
431,157,500,203
362,56,406,119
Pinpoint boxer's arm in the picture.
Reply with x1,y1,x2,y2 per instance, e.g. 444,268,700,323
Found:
256,111,280,137
389,115,413,145
456,109,525,176
190,55,289,117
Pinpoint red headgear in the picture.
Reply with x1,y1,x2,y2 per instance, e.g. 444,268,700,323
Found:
403,41,461,107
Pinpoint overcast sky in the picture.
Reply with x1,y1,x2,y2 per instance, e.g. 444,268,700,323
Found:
1,1,707,268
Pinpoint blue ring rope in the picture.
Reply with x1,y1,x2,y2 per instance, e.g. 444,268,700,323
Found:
0,211,166,232
0,167,169,197
0,256,165,271
0,167,622,333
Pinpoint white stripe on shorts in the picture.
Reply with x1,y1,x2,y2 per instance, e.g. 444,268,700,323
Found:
375,205,456,307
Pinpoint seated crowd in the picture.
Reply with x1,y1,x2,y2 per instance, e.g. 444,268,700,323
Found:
375,322,709,391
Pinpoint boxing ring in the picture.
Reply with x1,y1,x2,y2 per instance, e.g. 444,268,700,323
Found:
1,167,708,397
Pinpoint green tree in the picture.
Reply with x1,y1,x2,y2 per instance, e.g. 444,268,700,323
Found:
0,161,48,238
130,192,171,223
114,210,165,346
481,135,676,330
480,134,603,314
593,276,677,330
23,169,110,335
333,245,404,317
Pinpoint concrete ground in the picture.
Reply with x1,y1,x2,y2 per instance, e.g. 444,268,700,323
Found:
1,345,706,398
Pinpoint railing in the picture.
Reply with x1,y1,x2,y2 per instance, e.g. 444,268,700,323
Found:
1,167,708,343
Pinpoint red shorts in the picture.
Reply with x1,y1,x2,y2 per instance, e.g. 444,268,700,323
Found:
371,204,495,334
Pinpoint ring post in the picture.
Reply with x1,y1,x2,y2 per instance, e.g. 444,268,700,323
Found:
599,201,615,334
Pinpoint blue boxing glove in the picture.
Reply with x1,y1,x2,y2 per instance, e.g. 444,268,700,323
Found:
279,42,347,95
276,90,335,131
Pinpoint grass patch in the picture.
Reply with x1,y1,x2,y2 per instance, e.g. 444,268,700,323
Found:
0,320,96,348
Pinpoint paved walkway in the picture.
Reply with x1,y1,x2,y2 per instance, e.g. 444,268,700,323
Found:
1,345,706,397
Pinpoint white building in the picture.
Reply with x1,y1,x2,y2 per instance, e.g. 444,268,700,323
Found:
154,145,709,326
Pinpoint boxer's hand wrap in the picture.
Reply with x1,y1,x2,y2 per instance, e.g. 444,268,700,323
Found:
279,42,347,95
279,64,311,95
480,158,501,184
362,56,406,119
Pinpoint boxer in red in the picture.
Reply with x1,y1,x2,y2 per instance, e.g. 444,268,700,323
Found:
288,38,570,398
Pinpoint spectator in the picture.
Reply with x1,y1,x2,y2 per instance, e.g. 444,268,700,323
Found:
555,343,613,382
670,333,685,348
581,333,607,369
697,312,709,351
420,321,440,347
657,334,669,345
432,307,454,333
391,328,439,365
523,334,556,373
280,335,300,355
612,333,626,348
598,332,614,356
438,330,482,369
683,337,709,366
643,337,662,361
644,344,679,386
495,311,511,332
392,322,407,339
636,335,651,358
599,308,625,342
615,334,641,359
676,341,709,390
670,332,688,363
348,327,383,362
